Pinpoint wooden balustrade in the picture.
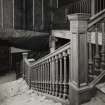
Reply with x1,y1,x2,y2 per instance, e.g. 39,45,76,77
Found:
22,42,71,100
88,22,105,82
22,13,105,105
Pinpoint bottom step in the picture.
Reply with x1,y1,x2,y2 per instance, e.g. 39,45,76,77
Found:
82,83,105,105
96,83,105,102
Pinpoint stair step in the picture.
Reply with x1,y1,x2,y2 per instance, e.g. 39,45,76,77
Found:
96,83,105,94
96,83,105,103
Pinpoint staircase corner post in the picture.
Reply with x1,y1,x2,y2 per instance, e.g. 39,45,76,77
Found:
22,53,28,79
67,13,92,105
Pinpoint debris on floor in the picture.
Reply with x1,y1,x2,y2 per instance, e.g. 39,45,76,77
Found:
0,78,62,105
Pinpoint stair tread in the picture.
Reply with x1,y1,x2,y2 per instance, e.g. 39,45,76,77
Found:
96,83,105,94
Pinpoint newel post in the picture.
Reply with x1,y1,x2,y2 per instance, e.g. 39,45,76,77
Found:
68,13,91,105
22,53,28,79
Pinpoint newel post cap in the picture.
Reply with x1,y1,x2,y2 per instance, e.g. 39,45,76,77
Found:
22,53,28,59
67,13,90,21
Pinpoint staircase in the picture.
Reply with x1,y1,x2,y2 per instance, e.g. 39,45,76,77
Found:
22,8,105,105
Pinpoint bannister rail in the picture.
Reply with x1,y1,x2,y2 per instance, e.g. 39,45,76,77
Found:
23,42,71,100
31,42,71,66
88,9,105,30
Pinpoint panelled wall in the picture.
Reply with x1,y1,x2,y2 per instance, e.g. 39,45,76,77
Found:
0,0,58,31
0,0,105,31
0,0,13,29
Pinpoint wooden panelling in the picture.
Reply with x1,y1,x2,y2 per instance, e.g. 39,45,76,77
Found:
3,0,13,28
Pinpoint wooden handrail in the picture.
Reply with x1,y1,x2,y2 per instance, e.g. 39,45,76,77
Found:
31,42,71,67
88,9,105,30
89,70,105,87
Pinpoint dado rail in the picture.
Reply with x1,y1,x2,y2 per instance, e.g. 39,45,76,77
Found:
23,10,105,105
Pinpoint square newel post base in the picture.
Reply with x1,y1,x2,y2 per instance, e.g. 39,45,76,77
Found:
67,13,91,105
69,83,92,105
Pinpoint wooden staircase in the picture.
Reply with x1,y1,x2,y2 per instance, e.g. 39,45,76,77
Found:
22,8,105,105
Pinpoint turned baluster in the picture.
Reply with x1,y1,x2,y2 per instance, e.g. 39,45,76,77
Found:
63,51,68,99
36,66,38,91
101,23,105,70
40,63,43,92
48,59,51,94
37,65,39,91
38,64,40,91
55,55,59,96
59,53,63,98
44,61,47,93
43,63,45,93
43,62,46,93
49,58,52,94
40,64,42,92
88,32,94,76
51,57,55,96
46,61,49,93
43,62,45,93
34,67,36,90
44,62,46,93
41,63,44,92
94,26,100,71
46,60,49,93
67,48,71,98
33,68,36,89
34,66,36,90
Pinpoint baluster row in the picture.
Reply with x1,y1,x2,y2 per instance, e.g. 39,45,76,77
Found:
88,22,105,81
29,49,71,100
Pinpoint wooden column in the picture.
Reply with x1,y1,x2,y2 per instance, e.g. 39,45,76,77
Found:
68,13,91,105
33,0,35,30
91,0,95,16
1,0,3,28
23,0,26,29
13,0,14,29
40,0,44,30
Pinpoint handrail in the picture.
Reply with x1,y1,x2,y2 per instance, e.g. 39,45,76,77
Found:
88,9,105,30
31,42,71,67
89,70,105,87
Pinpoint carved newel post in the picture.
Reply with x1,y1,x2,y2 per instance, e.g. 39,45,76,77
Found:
68,13,92,105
